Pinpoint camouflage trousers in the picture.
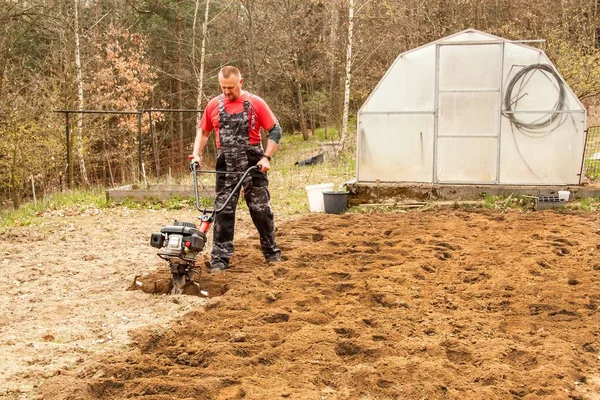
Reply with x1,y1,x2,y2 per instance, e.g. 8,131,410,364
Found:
211,148,281,268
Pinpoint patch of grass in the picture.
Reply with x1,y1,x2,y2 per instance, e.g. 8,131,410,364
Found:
0,186,219,228
163,196,187,210
118,195,212,211
479,194,600,212
0,188,109,227
574,197,600,211
50,188,111,209
481,194,497,209
119,197,143,210
313,126,340,141
479,194,534,210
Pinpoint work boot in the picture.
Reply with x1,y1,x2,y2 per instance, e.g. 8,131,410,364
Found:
209,262,229,273
265,252,281,264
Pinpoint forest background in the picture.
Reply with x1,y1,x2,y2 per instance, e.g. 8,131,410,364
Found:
1,0,600,208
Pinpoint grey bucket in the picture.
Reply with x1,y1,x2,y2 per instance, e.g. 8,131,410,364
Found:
323,191,348,214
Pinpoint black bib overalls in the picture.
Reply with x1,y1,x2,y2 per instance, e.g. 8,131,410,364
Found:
211,95,281,268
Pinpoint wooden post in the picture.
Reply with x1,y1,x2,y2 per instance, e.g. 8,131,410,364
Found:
106,149,115,187
141,162,148,188
30,175,37,206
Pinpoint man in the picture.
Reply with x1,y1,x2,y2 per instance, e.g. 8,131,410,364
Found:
190,66,282,272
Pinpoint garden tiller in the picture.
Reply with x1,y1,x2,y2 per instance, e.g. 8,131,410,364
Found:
150,161,258,294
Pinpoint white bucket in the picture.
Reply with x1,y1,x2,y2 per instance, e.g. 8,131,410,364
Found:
558,190,570,202
306,183,334,212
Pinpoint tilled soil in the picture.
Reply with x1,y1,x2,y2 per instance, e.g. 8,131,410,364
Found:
36,208,600,400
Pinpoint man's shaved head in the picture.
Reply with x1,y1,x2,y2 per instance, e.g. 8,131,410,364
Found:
219,66,241,79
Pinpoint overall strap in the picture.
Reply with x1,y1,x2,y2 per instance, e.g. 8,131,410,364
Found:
244,94,255,132
218,95,226,116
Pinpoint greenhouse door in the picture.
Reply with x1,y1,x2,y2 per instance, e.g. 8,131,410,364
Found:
434,42,503,184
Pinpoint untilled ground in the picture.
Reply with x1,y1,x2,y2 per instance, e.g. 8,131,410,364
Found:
1,206,600,399
0,206,216,399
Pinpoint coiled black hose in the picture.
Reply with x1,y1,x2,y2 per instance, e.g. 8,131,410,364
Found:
503,63,566,132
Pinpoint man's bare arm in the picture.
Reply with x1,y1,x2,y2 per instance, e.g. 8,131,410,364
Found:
191,129,211,167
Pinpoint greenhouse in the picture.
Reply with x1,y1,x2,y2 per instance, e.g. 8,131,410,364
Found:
357,29,586,186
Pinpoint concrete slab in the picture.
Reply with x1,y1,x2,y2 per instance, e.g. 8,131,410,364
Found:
346,182,600,206
106,184,215,202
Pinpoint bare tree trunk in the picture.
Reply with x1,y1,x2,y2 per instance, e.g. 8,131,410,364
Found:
10,146,19,209
282,0,309,140
325,0,339,139
193,0,210,137
120,153,125,183
0,61,5,100
74,0,90,186
595,0,599,48
177,0,184,167
102,141,107,185
106,149,115,187
339,0,354,152
308,80,316,133
295,77,309,140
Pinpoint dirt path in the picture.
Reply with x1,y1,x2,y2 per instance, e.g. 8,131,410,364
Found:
15,207,598,400
0,205,232,399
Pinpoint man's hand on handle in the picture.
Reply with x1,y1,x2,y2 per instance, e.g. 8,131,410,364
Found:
189,155,202,172
257,156,271,173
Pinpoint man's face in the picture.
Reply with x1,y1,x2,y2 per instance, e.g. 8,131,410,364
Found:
219,74,243,101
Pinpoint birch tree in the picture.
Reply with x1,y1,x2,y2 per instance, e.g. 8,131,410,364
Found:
74,0,90,186
339,0,354,151
193,0,210,137
325,0,340,139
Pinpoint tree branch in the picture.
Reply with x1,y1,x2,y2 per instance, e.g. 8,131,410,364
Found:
126,0,157,15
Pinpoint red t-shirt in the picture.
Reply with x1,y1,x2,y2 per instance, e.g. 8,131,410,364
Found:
199,92,277,148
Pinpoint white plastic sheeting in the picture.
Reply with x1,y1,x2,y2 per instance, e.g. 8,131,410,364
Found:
360,45,436,113
357,29,586,185
358,114,434,182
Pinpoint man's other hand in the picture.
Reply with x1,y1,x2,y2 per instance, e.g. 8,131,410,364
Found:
189,155,202,171
257,157,271,173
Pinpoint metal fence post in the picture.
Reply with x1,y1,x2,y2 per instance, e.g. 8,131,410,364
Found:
148,110,159,178
137,111,143,182
65,112,72,189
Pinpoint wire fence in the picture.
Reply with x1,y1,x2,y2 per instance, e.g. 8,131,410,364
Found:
56,109,216,189
582,125,600,183
55,109,355,196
